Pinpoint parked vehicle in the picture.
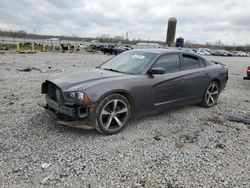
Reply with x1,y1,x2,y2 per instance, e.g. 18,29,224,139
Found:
216,50,229,56
197,48,211,56
211,50,224,56
236,51,249,57
244,66,250,80
41,49,228,134
178,48,195,53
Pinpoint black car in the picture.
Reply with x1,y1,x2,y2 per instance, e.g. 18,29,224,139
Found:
41,49,228,134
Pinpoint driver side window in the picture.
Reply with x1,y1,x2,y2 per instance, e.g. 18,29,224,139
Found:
152,54,181,73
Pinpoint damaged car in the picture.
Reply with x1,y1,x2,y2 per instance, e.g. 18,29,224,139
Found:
41,49,228,134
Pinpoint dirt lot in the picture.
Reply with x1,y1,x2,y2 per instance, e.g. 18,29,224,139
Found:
0,52,249,187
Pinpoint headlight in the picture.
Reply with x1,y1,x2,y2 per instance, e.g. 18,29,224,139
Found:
77,92,90,103
69,92,75,98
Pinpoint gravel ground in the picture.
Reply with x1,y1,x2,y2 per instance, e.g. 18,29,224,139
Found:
0,51,249,188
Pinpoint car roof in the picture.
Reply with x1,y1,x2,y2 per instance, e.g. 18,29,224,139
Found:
131,48,194,55
131,48,208,63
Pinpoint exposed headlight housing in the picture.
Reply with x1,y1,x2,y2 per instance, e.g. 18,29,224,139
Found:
69,92,75,98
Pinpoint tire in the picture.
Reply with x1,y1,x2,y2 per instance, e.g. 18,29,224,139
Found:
95,94,131,134
200,81,220,108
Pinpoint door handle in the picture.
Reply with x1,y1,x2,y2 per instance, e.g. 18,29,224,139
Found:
205,73,211,76
179,79,184,82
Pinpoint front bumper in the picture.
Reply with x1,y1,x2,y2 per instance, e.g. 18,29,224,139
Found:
243,71,250,80
42,95,96,129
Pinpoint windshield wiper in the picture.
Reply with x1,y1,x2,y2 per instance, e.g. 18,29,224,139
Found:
101,68,134,75
102,68,122,73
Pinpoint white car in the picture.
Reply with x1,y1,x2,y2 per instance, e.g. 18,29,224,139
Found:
197,48,211,56
237,51,249,57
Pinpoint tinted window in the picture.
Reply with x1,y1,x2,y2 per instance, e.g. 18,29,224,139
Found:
152,54,180,73
182,55,200,70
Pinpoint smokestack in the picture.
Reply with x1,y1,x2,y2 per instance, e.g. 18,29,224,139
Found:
166,17,177,47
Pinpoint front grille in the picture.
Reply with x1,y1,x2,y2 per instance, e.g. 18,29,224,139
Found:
45,82,64,105
47,82,58,102
49,84,57,101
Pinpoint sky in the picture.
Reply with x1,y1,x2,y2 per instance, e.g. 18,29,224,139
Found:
0,0,250,45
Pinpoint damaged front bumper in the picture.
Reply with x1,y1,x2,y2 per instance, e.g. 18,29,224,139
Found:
40,96,96,129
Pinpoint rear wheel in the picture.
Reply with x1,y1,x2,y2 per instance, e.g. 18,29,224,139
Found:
95,94,131,134
200,81,220,108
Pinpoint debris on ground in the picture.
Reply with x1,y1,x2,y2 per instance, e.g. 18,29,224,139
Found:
16,67,42,72
215,143,226,150
175,142,185,148
16,67,63,73
8,102,14,105
41,162,51,169
226,115,250,125
17,50,37,54
153,135,161,141
182,134,197,143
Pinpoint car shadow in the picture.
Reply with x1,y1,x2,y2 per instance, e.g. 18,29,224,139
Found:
28,104,200,139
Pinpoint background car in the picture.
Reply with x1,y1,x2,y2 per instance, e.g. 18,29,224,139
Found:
248,66,250,77
41,49,228,134
197,48,211,55
244,65,250,80
237,51,249,57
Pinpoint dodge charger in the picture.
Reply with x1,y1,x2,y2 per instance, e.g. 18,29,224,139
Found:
41,49,228,134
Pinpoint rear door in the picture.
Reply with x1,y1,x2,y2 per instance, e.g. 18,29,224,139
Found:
180,54,211,99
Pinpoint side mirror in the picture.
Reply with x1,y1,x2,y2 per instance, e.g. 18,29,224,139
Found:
148,67,165,75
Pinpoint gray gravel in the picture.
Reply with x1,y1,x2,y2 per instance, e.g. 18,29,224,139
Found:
0,52,250,188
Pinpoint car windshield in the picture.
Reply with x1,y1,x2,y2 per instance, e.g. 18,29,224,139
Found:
99,51,157,74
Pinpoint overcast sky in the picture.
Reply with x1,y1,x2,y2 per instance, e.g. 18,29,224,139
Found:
0,0,249,45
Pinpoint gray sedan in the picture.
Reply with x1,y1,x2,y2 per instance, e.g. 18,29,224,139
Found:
41,49,228,134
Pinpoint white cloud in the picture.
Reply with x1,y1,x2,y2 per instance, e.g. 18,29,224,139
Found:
0,0,249,44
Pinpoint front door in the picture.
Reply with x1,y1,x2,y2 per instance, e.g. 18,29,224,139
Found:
149,53,189,107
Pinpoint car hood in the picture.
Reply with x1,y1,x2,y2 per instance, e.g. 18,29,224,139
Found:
47,68,129,91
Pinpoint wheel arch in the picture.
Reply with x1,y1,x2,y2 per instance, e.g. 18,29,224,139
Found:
210,78,221,90
97,90,135,113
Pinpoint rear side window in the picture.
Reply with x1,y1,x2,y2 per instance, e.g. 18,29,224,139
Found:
182,55,200,70
152,54,181,73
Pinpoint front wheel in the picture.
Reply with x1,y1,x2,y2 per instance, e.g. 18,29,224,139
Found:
200,81,220,108
95,94,131,134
